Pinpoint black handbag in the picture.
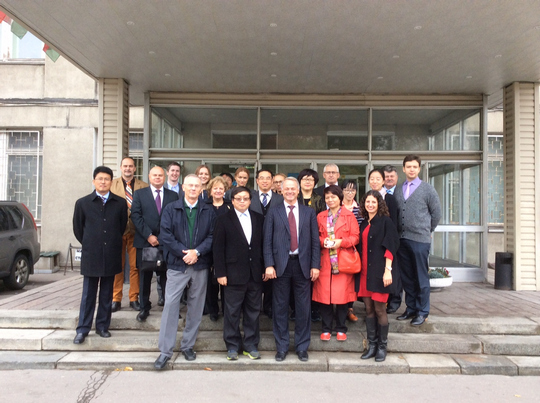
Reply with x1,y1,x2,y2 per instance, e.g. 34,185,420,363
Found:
140,246,167,272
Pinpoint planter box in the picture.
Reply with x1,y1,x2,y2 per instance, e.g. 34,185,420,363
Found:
430,276,453,288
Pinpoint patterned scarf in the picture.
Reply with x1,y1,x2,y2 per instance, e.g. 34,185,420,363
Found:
327,208,341,274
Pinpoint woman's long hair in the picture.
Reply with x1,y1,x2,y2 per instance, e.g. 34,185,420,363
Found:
359,190,389,220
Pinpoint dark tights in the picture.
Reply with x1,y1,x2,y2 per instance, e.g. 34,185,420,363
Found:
363,297,388,326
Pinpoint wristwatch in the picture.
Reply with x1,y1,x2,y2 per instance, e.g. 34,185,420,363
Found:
385,266,392,271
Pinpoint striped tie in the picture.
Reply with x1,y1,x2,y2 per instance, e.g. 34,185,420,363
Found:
125,181,133,208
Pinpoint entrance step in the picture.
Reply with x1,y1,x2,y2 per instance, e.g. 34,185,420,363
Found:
2,328,538,357
1,350,539,375
2,310,540,335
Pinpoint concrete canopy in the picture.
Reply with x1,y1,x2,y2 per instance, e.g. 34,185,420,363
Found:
2,1,540,105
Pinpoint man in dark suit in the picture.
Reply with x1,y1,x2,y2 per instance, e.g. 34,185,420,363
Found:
314,163,340,197
72,166,128,344
213,186,264,361
263,177,320,362
131,166,178,322
250,169,284,319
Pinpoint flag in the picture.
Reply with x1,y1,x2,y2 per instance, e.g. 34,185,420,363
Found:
0,11,7,23
43,44,60,62
11,20,27,39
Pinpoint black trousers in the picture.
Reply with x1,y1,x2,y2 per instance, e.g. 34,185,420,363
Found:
137,248,167,313
206,267,222,315
272,257,311,352
76,275,114,335
319,303,348,333
222,278,262,352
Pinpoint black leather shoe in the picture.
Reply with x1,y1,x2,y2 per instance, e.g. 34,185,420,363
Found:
73,333,86,344
311,310,322,322
154,354,170,370
157,298,165,307
182,348,196,361
210,313,219,322
386,306,399,314
275,351,287,362
265,309,273,319
96,329,111,338
411,315,428,326
137,311,149,322
296,350,309,362
396,311,416,321
130,301,141,311
111,301,121,312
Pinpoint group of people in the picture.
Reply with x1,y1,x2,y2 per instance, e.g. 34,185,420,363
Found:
72,154,441,369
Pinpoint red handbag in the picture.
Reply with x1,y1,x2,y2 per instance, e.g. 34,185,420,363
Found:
338,247,361,274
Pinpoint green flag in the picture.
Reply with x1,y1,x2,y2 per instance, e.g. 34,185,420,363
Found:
11,20,27,39
43,44,60,62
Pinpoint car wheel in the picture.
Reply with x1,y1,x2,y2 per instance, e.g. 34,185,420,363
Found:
4,254,31,290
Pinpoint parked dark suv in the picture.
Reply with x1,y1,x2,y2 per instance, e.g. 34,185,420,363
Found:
0,202,40,290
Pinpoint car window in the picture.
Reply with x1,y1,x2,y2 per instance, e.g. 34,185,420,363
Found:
7,206,24,229
0,208,10,232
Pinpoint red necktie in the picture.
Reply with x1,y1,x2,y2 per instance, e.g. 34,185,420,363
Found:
288,205,298,252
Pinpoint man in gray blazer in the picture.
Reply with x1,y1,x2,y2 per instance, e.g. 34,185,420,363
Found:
263,177,320,362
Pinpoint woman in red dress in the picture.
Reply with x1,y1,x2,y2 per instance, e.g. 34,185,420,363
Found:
312,186,360,342
358,190,399,362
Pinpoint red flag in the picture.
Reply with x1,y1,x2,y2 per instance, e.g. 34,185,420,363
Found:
0,11,7,23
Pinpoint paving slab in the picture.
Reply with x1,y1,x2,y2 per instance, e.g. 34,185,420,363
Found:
451,354,518,376
57,351,177,371
401,353,461,374
0,351,67,369
0,310,78,329
42,329,164,351
389,333,482,354
400,316,540,335
506,356,540,376
476,335,540,356
328,352,409,374
110,311,164,331
0,329,54,350
528,317,540,326
172,351,328,372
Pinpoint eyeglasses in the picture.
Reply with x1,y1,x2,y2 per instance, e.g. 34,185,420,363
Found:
301,178,315,182
324,171,339,175
233,197,250,202
344,189,356,193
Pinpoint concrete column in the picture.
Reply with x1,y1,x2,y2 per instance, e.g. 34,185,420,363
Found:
98,78,129,177
503,82,540,290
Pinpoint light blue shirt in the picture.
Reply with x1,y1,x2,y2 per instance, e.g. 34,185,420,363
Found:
96,191,110,202
167,182,180,194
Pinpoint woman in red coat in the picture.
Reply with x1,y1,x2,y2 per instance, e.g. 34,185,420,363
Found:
312,185,360,342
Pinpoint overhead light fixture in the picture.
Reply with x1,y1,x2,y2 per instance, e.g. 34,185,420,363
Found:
466,75,473,79
393,55,400,59
271,74,277,78
414,25,422,30
165,73,171,77
270,23,277,27
535,25,540,30
149,51,155,55
494,54,502,58
377,76,384,80
271,52,278,56
127,21,135,26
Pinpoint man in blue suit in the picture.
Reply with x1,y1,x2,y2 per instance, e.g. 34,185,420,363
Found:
263,177,320,362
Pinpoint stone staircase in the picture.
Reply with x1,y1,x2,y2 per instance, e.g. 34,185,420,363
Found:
1,308,540,374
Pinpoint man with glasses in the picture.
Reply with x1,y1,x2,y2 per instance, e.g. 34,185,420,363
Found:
314,164,340,197
250,169,284,319
272,173,286,195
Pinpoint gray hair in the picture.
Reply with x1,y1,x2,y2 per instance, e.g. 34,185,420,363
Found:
324,163,339,173
282,177,300,190
183,174,201,184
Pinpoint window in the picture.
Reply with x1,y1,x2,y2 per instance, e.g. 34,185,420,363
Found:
0,131,43,220
0,25,44,60
128,132,144,180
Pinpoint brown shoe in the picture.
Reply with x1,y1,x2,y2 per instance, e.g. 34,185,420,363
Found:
347,308,358,322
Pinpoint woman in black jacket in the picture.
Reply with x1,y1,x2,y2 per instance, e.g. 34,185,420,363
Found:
358,190,399,362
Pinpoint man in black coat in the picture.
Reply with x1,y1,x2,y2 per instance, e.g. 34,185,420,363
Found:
72,166,128,344
131,166,179,322
313,163,340,197
213,186,265,360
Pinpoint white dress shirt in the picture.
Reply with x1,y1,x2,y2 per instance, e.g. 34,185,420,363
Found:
235,209,252,244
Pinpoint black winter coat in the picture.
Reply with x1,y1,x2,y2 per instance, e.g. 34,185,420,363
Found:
73,192,128,277
359,215,400,294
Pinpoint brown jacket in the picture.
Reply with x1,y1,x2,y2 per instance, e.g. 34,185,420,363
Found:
110,177,149,235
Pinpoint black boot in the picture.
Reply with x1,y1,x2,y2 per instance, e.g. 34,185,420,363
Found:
361,317,378,359
375,324,389,362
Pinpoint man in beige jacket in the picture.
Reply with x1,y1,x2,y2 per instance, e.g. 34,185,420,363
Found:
110,157,149,312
